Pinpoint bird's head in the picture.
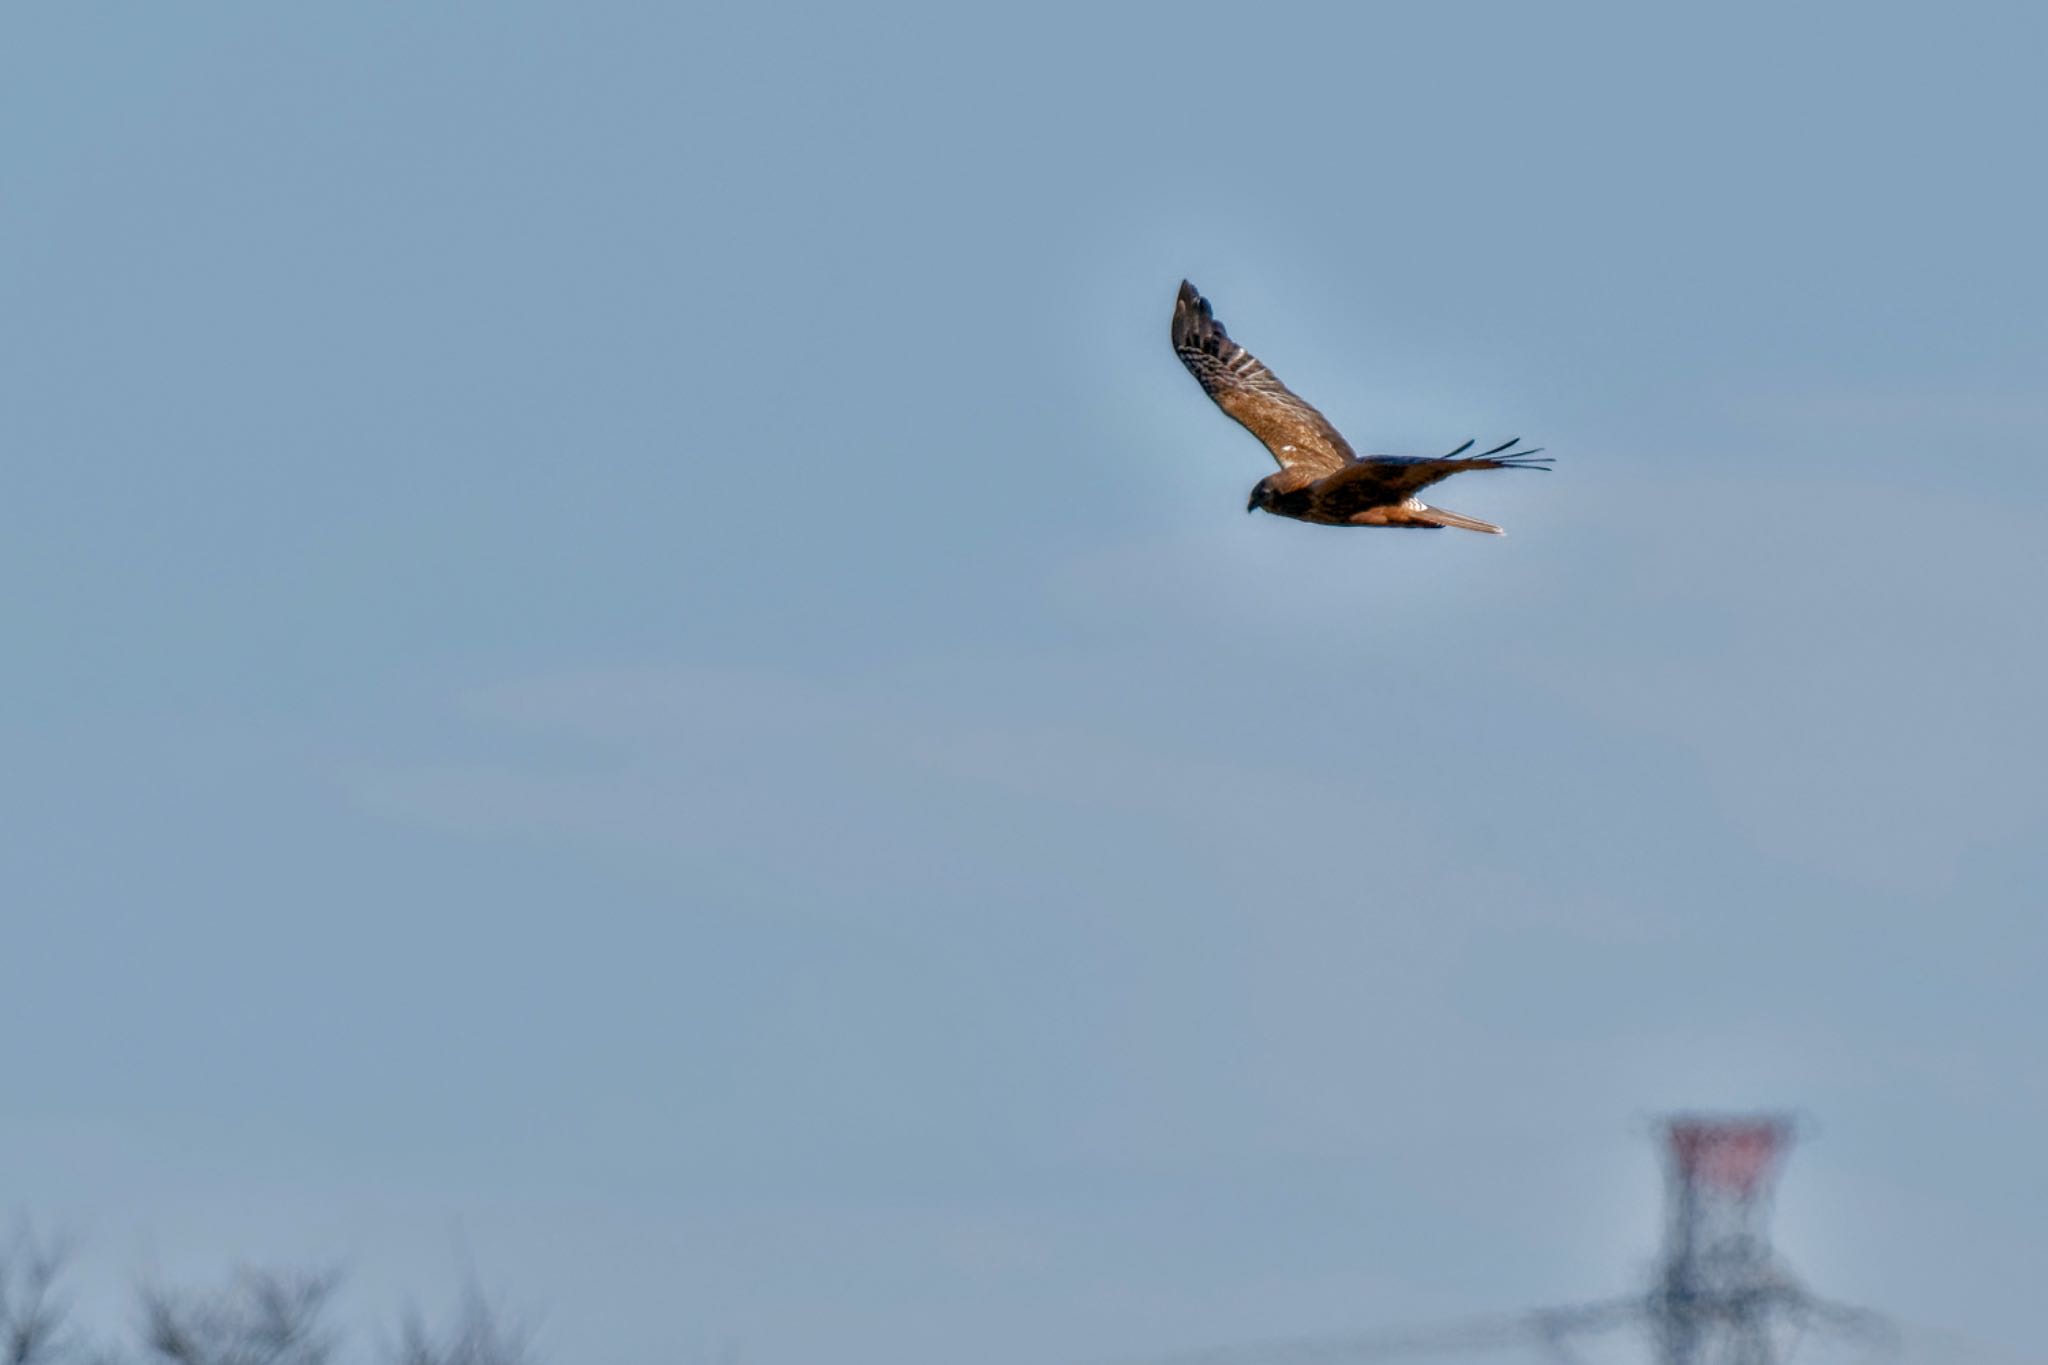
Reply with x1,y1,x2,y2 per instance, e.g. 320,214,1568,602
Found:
1247,476,1282,515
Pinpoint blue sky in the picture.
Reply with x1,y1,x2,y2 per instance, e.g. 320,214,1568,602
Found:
4,4,2044,1362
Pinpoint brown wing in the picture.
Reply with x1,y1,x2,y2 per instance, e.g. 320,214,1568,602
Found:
1309,440,1553,516
1171,281,1354,477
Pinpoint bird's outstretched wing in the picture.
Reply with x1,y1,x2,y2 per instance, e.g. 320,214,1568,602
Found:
1172,281,1353,477
1312,437,1552,511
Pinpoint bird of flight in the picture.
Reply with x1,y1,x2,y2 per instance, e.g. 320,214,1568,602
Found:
1172,281,1550,534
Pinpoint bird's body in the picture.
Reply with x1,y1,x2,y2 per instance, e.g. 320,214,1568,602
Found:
1170,281,1550,534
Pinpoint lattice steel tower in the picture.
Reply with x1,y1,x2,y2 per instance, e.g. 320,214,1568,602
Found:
1653,1115,1804,1365
1139,1112,1892,1365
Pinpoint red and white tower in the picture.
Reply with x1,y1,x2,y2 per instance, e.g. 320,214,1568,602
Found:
1652,1115,1799,1365
1140,1112,1892,1365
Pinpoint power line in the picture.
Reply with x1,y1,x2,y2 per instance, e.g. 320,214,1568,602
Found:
1125,1114,1896,1365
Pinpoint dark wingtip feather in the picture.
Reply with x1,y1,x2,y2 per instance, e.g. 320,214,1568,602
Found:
1443,436,1554,469
1171,280,1222,348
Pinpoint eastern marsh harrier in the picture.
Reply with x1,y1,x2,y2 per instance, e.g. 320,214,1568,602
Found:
1171,280,1550,534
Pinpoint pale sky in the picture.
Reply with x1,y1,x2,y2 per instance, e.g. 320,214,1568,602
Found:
4,4,2045,1363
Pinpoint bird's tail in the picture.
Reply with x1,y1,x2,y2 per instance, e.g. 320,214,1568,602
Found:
1410,504,1505,535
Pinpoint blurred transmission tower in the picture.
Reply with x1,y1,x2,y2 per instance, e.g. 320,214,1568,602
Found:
1135,1113,1893,1365
1653,1115,1824,1365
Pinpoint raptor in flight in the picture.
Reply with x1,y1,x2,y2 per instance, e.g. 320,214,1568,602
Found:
1171,280,1550,534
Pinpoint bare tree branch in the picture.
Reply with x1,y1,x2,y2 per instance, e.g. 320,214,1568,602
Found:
0,1222,75,1365
138,1269,339,1365
388,1288,533,1365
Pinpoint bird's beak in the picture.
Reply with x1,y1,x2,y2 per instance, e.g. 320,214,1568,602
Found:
1246,498,1258,515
